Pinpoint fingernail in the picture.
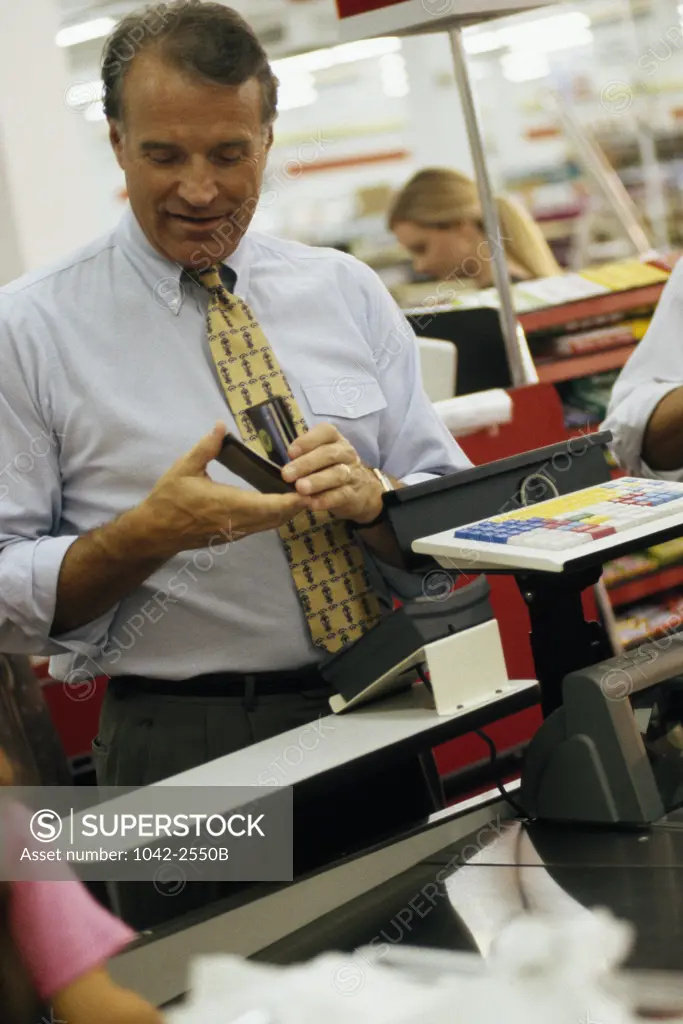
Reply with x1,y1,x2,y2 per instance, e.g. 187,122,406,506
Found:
288,444,301,458
282,464,296,481
298,479,311,494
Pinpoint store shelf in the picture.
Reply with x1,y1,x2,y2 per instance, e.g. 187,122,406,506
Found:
607,563,683,609
518,283,666,334
622,619,683,650
535,344,637,384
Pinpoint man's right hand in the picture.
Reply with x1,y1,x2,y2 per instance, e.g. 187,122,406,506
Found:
130,423,307,559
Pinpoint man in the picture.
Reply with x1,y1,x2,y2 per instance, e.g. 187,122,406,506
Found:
603,259,683,477
0,0,469,896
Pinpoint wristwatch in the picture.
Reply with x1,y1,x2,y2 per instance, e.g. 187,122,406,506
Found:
354,467,394,528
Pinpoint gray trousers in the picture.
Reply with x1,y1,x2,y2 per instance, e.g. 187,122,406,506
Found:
94,678,443,930
93,678,342,786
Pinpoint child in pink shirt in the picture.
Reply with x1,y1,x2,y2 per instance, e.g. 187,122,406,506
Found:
0,775,161,1023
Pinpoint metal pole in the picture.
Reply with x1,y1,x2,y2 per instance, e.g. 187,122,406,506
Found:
448,26,534,388
552,94,653,255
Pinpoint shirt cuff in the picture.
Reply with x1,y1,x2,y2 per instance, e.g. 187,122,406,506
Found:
400,471,441,487
0,535,118,658
604,381,683,480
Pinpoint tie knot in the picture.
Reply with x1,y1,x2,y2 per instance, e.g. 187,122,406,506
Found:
196,265,223,293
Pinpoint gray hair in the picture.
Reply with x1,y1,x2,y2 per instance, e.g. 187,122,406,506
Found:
101,0,278,124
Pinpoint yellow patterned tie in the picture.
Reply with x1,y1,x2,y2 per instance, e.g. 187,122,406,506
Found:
194,265,382,653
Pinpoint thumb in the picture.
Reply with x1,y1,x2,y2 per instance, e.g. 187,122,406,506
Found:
175,422,227,477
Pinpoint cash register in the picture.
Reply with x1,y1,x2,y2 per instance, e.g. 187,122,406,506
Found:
317,428,683,828
45,429,683,1006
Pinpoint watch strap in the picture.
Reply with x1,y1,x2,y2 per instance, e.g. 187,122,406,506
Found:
351,467,393,529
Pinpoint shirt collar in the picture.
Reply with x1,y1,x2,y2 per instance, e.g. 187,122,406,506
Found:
115,206,251,315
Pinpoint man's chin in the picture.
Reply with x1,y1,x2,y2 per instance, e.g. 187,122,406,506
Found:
162,232,241,270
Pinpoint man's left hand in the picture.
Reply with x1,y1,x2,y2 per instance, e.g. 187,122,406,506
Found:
281,423,384,525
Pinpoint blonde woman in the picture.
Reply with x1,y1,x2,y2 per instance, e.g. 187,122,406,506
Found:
388,168,561,286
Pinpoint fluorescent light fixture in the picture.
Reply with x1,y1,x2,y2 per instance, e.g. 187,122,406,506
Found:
502,50,550,82
464,29,502,55
84,102,107,122
277,71,318,111
272,37,400,77
380,53,409,97
465,12,591,56
56,17,116,47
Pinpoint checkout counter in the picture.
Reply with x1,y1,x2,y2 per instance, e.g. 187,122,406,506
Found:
23,429,683,1011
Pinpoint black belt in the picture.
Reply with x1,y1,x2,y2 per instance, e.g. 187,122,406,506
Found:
108,664,329,698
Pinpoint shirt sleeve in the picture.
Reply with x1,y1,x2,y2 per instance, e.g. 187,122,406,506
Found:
1,800,135,1002
10,878,136,1001
0,296,120,657
355,264,472,483
602,260,683,480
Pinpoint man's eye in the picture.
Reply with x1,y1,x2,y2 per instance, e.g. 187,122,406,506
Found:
216,152,242,165
148,152,177,165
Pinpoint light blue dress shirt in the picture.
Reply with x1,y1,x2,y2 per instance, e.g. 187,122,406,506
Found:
0,209,470,681
603,258,683,480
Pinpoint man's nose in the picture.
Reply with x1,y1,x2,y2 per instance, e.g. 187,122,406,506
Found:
177,162,219,207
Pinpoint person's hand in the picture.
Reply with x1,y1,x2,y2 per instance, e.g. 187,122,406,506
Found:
133,422,307,558
281,423,384,525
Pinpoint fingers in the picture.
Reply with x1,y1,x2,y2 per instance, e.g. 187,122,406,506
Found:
293,462,354,497
251,490,308,525
287,422,339,459
173,422,227,477
283,440,354,485
306,484,354,513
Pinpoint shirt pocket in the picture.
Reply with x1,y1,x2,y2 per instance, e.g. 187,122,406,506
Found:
300,379,388,420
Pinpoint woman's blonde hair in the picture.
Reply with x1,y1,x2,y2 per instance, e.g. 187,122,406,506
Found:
388,167,561,280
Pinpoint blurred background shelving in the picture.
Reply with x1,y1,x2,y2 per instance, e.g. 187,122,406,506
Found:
46,0,683,305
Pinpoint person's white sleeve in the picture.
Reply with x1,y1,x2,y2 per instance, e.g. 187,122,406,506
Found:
602,260,683,480
0,306,120,655
356,262,472,483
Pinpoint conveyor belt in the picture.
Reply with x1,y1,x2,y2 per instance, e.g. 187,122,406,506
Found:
257,816,683,972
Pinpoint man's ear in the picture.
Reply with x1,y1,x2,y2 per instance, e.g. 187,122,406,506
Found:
108,118,125,170
264,123,274,154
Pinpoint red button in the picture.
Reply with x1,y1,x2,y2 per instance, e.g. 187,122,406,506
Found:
586,526,617,539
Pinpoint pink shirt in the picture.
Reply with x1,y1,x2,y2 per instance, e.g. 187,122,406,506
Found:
10,877,136,1001
2,801,136,1001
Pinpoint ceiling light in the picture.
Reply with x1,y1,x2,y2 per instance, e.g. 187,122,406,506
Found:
464,29,502,55
56,17,116,47
272,37,400,77
502,50,550,82
84,102,107,122
380,53,409,97
277,72,318,111
465,12,591,56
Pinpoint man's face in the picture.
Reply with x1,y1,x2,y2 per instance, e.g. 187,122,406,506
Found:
109,52,272,268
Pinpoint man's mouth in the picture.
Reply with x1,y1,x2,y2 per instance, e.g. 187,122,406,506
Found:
168,212,229,227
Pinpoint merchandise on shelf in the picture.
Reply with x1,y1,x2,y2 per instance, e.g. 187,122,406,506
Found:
550,318,650,358
615,590,683,648
558,370,620,426
648,538,683,567
602,553,660,588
